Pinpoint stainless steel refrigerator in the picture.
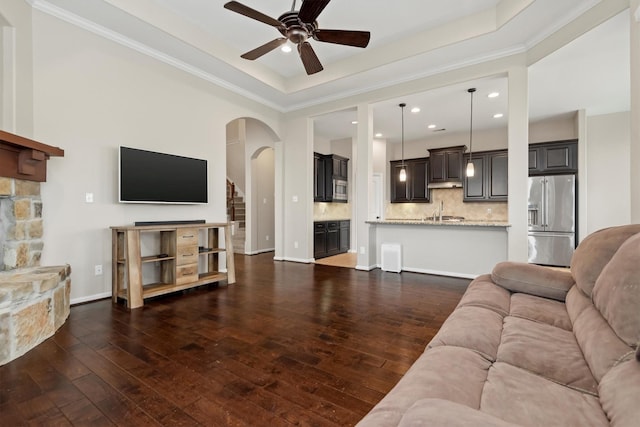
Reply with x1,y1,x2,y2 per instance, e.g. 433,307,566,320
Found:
528,174,576,267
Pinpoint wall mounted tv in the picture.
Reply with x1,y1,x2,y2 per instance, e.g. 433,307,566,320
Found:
119,146,208,204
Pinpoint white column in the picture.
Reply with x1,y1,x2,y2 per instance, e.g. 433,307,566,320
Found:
273,140,285,260
507,65,529,261
630,0,640,222
355,103,375,270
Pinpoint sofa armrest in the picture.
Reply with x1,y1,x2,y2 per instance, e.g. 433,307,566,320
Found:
491,261,574,301
397,398,521,427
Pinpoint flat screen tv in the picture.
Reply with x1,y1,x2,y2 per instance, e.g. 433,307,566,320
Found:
119,146,208,204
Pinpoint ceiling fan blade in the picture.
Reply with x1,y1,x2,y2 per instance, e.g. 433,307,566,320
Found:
314,29,370,48
241,38,288,60
224,1,282,27
298,42,323,75
298,0,331,23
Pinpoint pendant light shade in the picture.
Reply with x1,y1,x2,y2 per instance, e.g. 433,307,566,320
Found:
466,88,476,178
399,167,407,182
466,161,475,177
399,103,407,182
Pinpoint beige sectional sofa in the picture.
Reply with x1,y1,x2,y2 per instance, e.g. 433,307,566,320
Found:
358,224,640,427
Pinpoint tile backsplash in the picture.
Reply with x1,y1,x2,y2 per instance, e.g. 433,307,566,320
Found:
314,202,351,220
385,188,508,221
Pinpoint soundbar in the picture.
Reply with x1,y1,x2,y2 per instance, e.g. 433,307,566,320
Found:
134,220,206,226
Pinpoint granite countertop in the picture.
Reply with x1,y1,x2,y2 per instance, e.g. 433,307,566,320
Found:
313,218,351,222
366,218,510,227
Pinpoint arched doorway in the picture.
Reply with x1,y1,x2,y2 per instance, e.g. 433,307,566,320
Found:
226,118,278,255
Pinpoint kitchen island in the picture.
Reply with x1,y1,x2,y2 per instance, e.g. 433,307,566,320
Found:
366,219,510,278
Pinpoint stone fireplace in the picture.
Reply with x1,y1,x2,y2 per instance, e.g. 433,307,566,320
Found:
0,130,68,366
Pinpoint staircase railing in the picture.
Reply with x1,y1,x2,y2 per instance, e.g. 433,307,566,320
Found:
226,179,236,222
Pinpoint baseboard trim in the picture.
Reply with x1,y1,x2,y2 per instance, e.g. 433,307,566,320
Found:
71,292,111,306
280,257,314,264
355,264,376,271
399,266,477,279
245,248,275,255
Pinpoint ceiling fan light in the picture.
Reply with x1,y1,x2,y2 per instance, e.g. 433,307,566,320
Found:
399,167,407,182
281,44,292,53
466,162,475,177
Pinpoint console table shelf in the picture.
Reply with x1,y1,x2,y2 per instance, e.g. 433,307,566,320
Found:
111,222,235,309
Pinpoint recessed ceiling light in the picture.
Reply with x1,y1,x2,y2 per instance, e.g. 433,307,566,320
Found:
428,124,436,129
493,113,504,118
351,121,358,124
488,92,500,98
411,107,421,113
375,133,383,137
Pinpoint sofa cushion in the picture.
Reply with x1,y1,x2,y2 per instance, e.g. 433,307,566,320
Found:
456,275,511,316
496,316,598,394
491,261,574,301
509,293,572,331
398,399,520,427
570,224,640,297
571,302,632,382
356,346,491,426
598,358,640,427
592,232,640,346
481,362,609,427
427,305,504,361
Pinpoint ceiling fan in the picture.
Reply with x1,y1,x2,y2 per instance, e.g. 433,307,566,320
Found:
223,0,370,75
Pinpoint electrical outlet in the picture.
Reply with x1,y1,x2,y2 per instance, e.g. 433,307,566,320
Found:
292,195,298,202
487,208,492,214
294,241,299,249
85,192,94,203
94,264,103,276
265,235,269,241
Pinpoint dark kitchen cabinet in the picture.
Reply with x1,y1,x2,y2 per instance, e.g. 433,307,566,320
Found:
332,155,349,179
339,220,350,252
314,220,350,259
314,153,327,202
390,157,430,203
428,146,465,185
326,221,340,255
314,222,327,257
463,150,508,202
313,152,349,202
529,140,577,175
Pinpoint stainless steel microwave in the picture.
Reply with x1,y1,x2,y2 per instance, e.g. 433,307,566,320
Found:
333,179,348,201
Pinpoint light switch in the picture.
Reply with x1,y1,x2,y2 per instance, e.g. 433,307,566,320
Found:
85,193,94,203
292,195,298,202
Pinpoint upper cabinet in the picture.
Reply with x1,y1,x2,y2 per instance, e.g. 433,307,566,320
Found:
313,152,349,203
427,145,465,188
463,150,508,202
314,153,327,202
390,157,430,203
529,140,577,175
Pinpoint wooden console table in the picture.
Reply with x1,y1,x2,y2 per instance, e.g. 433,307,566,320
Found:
111,222,235,309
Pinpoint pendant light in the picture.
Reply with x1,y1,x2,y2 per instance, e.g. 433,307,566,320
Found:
399,103,407,182
466,88,476,177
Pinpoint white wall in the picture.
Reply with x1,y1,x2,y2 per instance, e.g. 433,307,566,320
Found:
30,10,281,302
0,1,33,134
251,148,275,253
529,114,577,143
245,118,277,254
226,119,246,195
585,111,631,234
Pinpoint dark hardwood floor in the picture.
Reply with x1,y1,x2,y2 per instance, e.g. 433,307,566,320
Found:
1,253,469,426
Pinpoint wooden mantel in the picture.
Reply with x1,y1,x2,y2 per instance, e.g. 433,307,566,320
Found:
0,130,64,182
